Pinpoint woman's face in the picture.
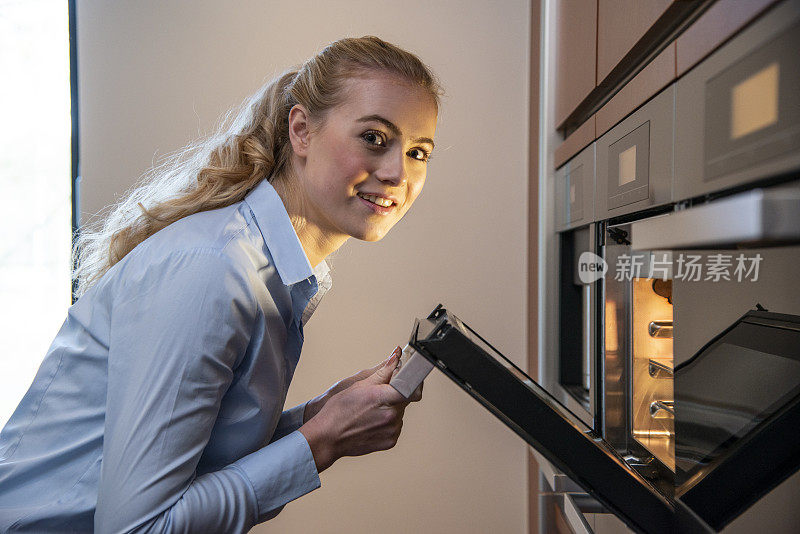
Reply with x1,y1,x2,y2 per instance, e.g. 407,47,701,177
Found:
292,72,438,245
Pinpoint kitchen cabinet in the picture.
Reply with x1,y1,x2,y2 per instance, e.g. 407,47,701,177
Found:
555,0,778,143
597,0,673,83
555,0,597,128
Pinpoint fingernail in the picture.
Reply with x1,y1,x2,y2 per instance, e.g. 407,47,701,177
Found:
385,346,401,366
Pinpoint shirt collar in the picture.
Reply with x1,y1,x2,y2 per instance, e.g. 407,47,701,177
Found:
244,179,329,286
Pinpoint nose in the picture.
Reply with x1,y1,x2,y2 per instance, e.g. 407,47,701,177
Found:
375,149,407,186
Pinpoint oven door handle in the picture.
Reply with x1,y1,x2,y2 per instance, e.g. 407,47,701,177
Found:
630,184,800,250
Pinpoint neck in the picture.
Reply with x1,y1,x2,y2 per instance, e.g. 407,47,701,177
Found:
271,176,349,268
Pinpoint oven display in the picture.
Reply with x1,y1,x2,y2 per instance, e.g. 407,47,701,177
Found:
730,62,779,140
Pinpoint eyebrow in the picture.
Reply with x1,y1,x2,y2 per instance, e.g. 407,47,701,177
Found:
356,114,435,149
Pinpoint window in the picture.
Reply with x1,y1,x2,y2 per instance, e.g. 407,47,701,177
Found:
0,0,73,429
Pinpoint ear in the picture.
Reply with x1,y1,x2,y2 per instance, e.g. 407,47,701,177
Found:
288,104,312,157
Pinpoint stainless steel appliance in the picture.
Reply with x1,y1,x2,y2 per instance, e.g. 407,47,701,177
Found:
595,207,800,533
536,1,800,531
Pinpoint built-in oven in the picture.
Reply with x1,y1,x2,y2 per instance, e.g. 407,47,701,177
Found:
595,182,800,531
538,1,800,531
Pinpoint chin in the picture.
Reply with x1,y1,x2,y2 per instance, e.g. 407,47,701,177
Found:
358,232,387,242
352,226,390,242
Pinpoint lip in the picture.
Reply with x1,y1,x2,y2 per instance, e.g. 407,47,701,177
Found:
356,194,397,215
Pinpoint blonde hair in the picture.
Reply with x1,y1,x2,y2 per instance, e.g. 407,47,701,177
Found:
72,36,442,298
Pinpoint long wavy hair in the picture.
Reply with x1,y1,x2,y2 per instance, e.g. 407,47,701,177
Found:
71,36,442,298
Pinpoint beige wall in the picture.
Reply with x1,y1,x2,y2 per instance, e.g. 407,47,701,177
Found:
77,1,530,532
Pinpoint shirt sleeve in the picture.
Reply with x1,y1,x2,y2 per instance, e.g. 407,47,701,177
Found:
94,249,320,534
269,402,309,443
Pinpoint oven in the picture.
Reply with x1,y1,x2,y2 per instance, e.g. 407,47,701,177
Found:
540,1,800,530
529,180,800,532
594,196,800,531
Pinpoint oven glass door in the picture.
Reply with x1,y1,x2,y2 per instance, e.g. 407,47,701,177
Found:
407,305,689,534
409,305,800,534
673,309,800,530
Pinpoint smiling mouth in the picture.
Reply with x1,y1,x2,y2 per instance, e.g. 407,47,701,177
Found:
356,192,396,208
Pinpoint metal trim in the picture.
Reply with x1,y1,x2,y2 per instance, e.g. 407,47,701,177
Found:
631,183,800,250
69,0,80,304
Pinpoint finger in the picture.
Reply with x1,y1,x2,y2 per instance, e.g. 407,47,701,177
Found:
356,346,402,382
382,346,401,369
408,382,423,402
353,366,378,382
365,347,401,385
375,383,408,406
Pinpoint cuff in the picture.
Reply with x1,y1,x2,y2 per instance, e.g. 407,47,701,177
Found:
283,401,309,428
270,401,310,443
232,430,321,522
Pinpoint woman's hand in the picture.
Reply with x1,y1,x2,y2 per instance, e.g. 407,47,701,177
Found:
303,346,423,422
298,348,418,473
302,355,388,423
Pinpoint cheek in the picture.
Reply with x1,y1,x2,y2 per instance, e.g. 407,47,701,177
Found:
329,133,363,168
308,136,366,188
338,152,368,179
322,150,370,194
405,174,426,206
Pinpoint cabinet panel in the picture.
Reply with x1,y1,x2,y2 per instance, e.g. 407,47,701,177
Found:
596,42,675,138
676,0,778,76
555,0,597,127
555,115,595,169
597,0,672,83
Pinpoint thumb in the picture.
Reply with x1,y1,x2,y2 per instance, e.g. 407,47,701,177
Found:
366,346,401,385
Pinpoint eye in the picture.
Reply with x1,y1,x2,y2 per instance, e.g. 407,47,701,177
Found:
362,130,386,147
407,147,431,162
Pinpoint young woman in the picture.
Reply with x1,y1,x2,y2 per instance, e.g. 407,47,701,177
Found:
0,36,440,532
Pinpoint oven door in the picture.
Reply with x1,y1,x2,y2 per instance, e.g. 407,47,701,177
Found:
406,305,692,534
407,304,800,534
627,182,800,530
673,309,800,530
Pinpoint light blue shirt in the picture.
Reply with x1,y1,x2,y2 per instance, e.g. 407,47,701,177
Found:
0,179,332,532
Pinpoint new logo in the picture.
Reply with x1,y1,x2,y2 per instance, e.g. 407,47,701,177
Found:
578,251,608,284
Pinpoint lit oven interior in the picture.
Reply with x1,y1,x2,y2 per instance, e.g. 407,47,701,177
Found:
631,276,674,471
